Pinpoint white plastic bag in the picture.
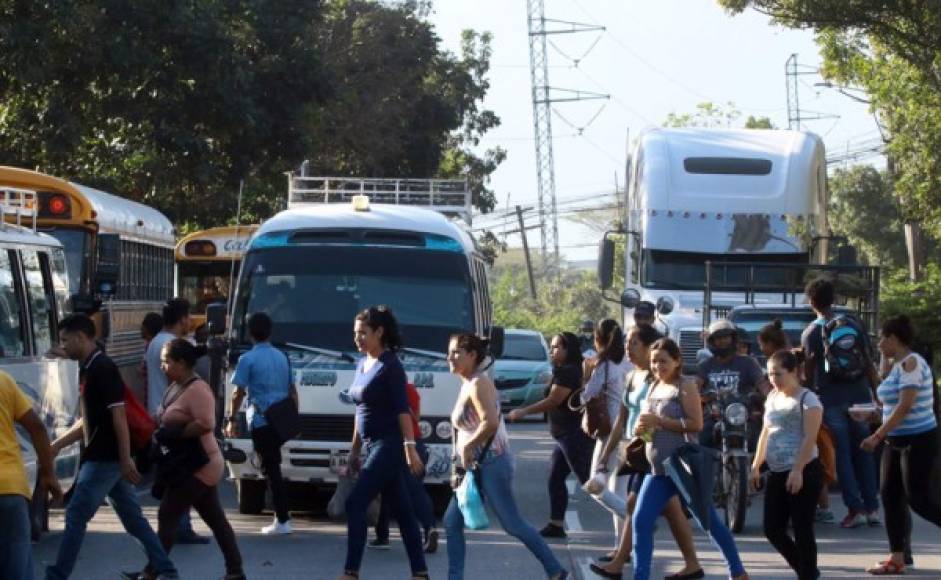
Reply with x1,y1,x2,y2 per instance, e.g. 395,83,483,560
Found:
327,473,380,525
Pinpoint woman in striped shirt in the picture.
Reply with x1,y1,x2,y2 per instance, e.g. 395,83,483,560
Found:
861,315,941,576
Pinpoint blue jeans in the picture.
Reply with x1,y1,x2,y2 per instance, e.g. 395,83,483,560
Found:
0,494,32,580
445,452,564,580
376,442,435,540
824,404,879,512
45,461,178,580
344,436,426,575
632,475,744,580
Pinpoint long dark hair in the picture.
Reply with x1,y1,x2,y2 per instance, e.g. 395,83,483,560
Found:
355,305,403,351
595,318,626,364
553,331,584,368
650,337,683,383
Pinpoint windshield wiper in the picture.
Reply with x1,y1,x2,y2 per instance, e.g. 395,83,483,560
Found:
278,342,356,363
400,347,448,360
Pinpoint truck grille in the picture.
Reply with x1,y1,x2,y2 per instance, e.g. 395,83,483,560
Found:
679,331,703,367
495,378,531,390
297,414,354,442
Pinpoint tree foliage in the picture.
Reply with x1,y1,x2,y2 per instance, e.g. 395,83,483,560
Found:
664,101,774,130
0,0,503,226
717,0,941,237
881,262,941,369
828,165,908,267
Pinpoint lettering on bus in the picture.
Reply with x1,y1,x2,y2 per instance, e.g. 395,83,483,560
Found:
298,370,338,387
411,372,435,389
223,239,251,253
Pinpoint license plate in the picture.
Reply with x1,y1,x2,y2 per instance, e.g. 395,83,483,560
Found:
329,450,349,473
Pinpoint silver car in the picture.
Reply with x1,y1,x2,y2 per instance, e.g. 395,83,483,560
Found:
494,329,552,417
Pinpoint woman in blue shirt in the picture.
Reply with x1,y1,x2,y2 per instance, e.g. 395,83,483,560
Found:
339,306,428,580
860,316,941,576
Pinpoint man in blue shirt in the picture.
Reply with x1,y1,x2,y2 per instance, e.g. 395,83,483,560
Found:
226,312,296,535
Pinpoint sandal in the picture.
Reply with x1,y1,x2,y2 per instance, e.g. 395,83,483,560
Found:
868,560,906,575
412,574,430,580
339,572,359,580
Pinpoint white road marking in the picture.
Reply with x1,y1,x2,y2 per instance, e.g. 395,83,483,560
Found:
564,509,582,533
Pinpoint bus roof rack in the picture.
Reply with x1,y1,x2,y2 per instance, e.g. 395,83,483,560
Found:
287,175,473,224
0,187,37,232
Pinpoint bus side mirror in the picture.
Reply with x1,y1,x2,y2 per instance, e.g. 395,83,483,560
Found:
94,233,121,296
206,303,227,336
489,326,505,360
597,237,615,290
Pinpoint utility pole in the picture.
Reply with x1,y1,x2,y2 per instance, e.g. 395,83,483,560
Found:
516,205,538,299
785,54,838,130
527,0,607,266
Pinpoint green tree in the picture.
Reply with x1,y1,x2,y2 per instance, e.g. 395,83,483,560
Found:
717,0,941,237
664,102,774,130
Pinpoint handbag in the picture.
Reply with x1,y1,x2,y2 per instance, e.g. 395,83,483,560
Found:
327,472,380,524
151,377,210,498
579,360,612,439
450,429,495,490
262,354,301,444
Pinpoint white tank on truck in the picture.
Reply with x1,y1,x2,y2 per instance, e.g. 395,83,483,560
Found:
597,128,829,368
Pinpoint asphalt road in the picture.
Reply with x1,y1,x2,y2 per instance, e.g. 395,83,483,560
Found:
32,423,941,579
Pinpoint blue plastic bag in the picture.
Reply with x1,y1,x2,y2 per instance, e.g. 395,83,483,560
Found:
456,471,490,530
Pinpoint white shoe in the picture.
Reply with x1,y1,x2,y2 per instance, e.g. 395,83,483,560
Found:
261,519,293,535
582,473,606,495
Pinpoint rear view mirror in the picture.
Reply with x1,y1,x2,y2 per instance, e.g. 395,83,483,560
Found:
656,296,675,315
206,303,227,336
489,326,505,360
597,237,615,290
620,288,641,309
94,233,121,296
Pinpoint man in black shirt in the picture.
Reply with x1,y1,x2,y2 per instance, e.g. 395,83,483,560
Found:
45,314,178,580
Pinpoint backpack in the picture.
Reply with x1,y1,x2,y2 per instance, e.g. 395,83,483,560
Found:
817,315,868,382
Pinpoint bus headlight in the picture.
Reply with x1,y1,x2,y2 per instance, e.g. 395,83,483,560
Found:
724,403,748,426
418,420,432,440
435,421,453,440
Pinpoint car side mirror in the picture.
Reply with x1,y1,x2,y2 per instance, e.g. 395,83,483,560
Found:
489,326,505,360
597,237,615,290
656,296,675,315
620,288,641,309
206,303,227,336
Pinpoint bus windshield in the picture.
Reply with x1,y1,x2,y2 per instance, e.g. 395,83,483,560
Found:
43,228,89,294
232,246,473,353
178,261,239,314
642,250,809,291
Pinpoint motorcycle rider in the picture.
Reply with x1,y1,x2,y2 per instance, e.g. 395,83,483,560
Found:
695,320,771,450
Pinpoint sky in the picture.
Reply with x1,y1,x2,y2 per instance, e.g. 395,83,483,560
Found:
427,0,883,262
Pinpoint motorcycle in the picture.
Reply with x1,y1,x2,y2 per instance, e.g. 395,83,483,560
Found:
703,387,757,533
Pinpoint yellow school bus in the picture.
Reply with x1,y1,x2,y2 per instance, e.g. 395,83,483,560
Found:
0,166,175,391
175,225,258,331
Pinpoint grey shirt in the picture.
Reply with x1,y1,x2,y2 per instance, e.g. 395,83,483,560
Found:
646,383,693,475
145,330,176,416
763,388,821,473
697,354,764,399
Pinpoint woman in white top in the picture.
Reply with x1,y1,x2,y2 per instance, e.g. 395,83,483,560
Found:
751,349,823,580
445,333,568,580
580,320,631,541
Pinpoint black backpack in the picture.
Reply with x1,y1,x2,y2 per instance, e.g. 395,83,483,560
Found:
818,315,869,382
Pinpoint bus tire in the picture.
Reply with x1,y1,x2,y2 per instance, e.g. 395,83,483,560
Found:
237,478,267,515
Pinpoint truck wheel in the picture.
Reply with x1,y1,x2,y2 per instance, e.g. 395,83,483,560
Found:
237,478,267,515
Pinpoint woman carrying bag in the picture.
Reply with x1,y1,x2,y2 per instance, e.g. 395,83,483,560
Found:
590,324,702,580
445,333,569,580
751,349,824,580
132,338,244,580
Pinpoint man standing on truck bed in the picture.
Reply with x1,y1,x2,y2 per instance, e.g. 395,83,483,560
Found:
801,278,881,529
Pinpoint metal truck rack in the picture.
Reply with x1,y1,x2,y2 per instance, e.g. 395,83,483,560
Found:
0,188,38,231
287,175,473,224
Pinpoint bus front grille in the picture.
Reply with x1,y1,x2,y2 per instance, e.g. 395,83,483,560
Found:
297,414,354,442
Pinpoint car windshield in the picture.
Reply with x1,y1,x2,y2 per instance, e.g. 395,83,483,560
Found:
642,250,809,291
178,261,239,314
231,245,473,352
500,334,547,361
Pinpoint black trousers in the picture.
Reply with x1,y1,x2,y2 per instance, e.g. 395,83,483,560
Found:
252,425,290,523
763,459,822,580
882,428,941,552
155,477,243,575
548,429,594,521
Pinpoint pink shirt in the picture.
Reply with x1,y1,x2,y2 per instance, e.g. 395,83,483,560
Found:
160,378,223,487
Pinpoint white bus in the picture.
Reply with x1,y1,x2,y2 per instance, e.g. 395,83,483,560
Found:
599,128,829,367
0,189,80,538
223,176,493,513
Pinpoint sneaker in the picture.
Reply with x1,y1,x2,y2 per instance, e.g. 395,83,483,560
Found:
840,510,866,529
582,473,606,495
539,523,567,538
423,528,439,554
261,519,293,535
814,508,835,523
368,537,391,550
866,511,882,527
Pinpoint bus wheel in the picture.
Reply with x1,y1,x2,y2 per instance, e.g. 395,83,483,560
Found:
237,478,267,515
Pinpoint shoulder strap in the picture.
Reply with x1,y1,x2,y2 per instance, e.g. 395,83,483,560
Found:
799,389,809,420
